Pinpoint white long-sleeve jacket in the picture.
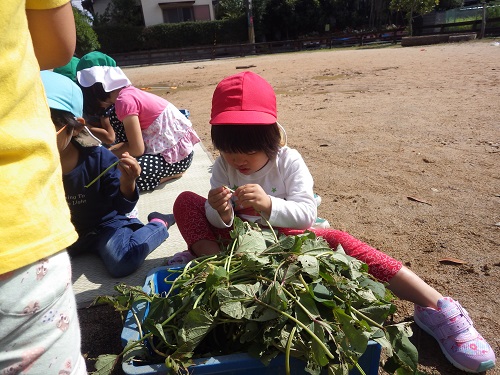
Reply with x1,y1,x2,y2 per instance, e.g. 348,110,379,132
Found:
206,146,317,229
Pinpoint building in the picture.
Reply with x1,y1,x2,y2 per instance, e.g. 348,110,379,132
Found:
89,0,214,26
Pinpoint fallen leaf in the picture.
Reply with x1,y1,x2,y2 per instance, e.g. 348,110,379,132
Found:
439,258,467,265
407,196,431,206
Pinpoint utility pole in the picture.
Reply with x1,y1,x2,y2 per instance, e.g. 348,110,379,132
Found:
480,1,487,39
247,0,255,44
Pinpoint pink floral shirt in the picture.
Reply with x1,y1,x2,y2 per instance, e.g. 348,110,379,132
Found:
115,86,200,163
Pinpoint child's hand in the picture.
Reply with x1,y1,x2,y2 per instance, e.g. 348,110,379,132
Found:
234,184,272,217
208,186,233,223
118,152,140,199
118,152,141,181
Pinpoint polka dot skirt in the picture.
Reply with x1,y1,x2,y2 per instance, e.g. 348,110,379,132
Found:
109,112,127,144
105,105,127,144
136,151,194,191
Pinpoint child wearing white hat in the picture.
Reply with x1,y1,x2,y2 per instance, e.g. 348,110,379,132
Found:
76,51,201,191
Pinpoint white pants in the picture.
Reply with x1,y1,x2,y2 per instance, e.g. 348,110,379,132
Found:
0,251,87,375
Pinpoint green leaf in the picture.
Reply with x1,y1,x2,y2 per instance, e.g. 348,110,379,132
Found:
298,254,319,278
220,300,245,319
277,235,296,249
359,277,388,300
311,321,330,366
383,323,418,374
333,307,369,357
282,263,303,282
251,304,281,321
260,281,288,310
235,225,268,255
205,266,229,290
94,354,119,375
122,342,149,363
145,322,168,344
178,308,214,349
297,291,320,318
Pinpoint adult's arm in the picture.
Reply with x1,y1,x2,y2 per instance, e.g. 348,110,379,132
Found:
26,2,76,70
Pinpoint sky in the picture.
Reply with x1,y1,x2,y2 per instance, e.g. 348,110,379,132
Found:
71,0,93,19
71,0,83,11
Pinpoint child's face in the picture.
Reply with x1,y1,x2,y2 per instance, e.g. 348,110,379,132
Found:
220,150,269,175
55,124,73,152
54,118,85,153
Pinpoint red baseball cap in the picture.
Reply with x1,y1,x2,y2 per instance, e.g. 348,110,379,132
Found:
210,71,277,125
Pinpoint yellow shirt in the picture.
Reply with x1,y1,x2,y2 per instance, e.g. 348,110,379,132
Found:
0,0,78,274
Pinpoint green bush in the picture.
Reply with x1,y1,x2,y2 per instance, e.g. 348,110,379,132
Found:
93,25,145,54
94,17,247,54
73,7,100,56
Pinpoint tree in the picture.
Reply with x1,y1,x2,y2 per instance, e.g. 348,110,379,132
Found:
73,6,100,56
436,0,462,10
294,0,324,35
390,0,438,35
369,0,393,29
93,0,144,26
216,0,246,19
261,0,297,40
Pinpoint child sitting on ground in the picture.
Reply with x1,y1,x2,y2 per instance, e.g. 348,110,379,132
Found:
41,70,175,278
75,51,201,191
172,71,495,373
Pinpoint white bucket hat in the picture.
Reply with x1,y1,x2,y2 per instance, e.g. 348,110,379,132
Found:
76,51,131,92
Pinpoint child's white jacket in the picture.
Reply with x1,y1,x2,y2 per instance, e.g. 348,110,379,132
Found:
206,146,317,229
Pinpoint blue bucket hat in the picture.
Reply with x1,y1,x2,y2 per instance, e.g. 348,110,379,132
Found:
41,70,102,147
41,70,83,118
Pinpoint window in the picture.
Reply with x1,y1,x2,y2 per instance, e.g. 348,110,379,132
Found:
162,6,194,23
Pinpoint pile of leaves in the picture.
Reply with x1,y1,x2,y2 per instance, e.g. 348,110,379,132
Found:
94,218,418,375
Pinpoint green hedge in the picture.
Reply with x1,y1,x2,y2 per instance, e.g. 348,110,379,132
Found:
94,17,247,54
93,25,144,54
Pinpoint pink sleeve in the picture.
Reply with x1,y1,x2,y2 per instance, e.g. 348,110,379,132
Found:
115,91,139,122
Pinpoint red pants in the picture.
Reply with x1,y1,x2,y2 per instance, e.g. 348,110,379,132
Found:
173,191,402,283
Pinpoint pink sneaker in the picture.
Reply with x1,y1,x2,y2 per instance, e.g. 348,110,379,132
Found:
166,250,196,266
414,297,496,373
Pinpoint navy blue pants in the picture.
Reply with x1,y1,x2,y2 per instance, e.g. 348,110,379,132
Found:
68,219,168,277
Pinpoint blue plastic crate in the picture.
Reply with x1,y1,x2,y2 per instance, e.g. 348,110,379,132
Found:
121,266,381,375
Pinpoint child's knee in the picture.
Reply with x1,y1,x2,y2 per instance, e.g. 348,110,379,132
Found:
173,191,204,214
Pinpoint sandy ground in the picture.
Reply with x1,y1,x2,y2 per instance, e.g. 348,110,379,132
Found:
80,40,499,374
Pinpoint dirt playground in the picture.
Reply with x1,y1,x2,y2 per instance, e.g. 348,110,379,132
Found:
79,40,500,375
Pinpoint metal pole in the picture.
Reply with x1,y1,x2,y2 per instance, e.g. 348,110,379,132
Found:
247,0,255,44
480,1,487,39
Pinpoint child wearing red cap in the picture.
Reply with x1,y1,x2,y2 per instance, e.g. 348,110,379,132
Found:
173,71,495,373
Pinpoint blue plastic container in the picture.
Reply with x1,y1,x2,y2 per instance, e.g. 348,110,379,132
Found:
121,266,381,375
